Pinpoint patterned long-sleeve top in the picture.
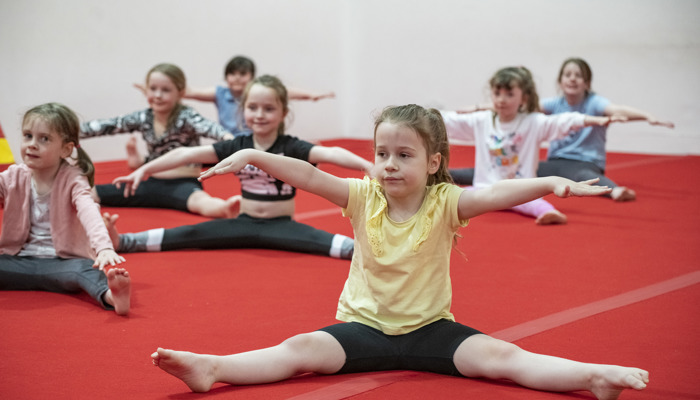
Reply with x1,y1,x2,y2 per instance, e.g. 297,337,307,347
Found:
80,106,231,162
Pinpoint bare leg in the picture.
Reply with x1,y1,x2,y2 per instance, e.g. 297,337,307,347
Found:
126,133,145,170
224,195,241,219
103,268,131,315
186,191,241,218
152,331,345,392
102,212,121,250
611,187,636,202
454,334,648,400
535,210,568,225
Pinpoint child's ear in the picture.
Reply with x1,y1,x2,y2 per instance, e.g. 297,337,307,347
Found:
428,152,441,174
61,141,75,158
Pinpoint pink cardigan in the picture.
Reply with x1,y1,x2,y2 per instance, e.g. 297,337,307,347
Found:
0,163,113,259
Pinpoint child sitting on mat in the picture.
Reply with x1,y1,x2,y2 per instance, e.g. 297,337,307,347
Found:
150,104,648,399
0,103,130,315
133,55,336,138
443,66,626,224
106,74,371,260
537,57,675,201
80,63,238,218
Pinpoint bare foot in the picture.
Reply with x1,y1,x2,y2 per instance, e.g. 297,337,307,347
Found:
105,268,131,315
611,187,636,202
126,133,144,170
152,348,217,392
590,366,649,400
102,212,121,250
535,210,568,225
224,195,242,219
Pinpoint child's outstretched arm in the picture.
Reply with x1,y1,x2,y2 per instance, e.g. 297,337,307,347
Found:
458,177,611,220
583,115,628,127
200,149,350,208
456,102,493,114
307,146,373,175
133,83,217,102
604,103,674,128
112,146,219,196
288,88,335,101
93,249,125,270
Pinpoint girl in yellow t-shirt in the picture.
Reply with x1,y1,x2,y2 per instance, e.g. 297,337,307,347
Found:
150,104,648,399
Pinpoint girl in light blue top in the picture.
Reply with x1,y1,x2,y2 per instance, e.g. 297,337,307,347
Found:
538,57,674,201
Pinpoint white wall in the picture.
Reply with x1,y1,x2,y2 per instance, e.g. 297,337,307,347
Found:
1,0,698,162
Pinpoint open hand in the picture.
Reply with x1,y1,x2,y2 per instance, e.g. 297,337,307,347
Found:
553,178,612,198
648,119,675,129
199,152,248,182
112,168,149,197
93,249,126,270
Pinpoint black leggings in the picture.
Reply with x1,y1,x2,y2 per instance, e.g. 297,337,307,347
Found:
96,177,202,211
161,213,337,256
319,319,482,376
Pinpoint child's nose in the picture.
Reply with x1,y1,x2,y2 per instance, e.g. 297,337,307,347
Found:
385,156,398,170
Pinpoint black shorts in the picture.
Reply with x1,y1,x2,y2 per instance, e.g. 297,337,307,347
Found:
319,319,482,376
95,177,202,211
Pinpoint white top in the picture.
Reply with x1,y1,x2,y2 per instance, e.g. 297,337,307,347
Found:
441,110,586,188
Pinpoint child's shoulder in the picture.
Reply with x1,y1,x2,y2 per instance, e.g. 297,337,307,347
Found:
1,163,30,178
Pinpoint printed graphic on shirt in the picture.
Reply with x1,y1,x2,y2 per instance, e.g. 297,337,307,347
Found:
235,154,294,201
487,131,524,179
81,107,228,163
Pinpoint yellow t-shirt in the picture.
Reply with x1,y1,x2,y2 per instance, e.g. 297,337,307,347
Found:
337,177,469,335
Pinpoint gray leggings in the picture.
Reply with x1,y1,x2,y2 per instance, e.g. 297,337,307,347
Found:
0,255,111,309
451,158,619,197
538,158,618,195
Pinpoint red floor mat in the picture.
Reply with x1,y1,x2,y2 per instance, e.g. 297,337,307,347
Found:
1,139,698,399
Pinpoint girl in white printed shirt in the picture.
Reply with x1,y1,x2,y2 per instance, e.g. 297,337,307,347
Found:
442,66,626,224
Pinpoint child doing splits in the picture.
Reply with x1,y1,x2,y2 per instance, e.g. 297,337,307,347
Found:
107,75,372,260
151,104,648,399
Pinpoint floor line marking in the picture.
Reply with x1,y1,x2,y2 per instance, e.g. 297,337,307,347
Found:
295,208,341,221
287,271,700,399
491,270,700,342
606,155,689,171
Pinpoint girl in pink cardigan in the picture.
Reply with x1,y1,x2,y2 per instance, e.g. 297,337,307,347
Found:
0,103,130,315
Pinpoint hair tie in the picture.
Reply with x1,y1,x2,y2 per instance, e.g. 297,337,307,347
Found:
75,143,81,149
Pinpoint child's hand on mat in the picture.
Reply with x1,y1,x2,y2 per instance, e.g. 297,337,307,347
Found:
94,249,125,270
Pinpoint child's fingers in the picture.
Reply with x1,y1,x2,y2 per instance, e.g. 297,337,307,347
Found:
130,180,140,196
199,167,220,181
578,178,600,186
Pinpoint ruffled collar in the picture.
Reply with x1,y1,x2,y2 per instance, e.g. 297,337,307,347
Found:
365,179,440,257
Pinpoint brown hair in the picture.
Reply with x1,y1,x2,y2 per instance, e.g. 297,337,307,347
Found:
224,55,256,78
557,57,593,96
490,66,540,114
239,75,290,136
373,104,453,187
145,63,186,130
23,102,95,186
